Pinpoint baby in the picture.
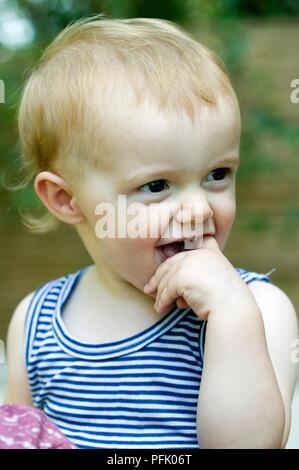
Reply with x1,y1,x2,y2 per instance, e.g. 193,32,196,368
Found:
4,15,298,449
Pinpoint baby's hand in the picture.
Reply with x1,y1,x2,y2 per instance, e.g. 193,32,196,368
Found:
143,236,247,320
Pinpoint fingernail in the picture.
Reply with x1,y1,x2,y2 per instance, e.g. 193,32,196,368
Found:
143,284,151,293
144,283,155,293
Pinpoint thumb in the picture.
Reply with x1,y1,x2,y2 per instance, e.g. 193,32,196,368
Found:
201,235,220,251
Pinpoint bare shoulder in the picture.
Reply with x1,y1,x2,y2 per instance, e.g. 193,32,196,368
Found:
248,280,298,448
4,292,35,405
7,292,35,333
248,280,298,332
247,280,298,369
6,291,35,352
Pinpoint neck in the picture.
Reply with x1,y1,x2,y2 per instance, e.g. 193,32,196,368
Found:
87,264,154,307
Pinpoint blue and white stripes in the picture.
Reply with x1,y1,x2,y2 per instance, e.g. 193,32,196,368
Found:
24,265,272,449
234,267,273,286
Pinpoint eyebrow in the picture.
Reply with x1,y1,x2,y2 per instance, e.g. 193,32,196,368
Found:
118,154,240,191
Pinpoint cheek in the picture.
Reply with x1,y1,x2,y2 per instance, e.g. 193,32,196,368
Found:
76,177,116,228
126,202,168,241
92,199,163,251
214,198,236,247
102,236,156,288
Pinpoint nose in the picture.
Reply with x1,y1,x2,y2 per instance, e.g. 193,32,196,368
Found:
174,190,213,228
158,189,214,243
161,190,214,243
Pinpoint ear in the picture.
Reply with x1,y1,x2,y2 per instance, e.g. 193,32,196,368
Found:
34,171,86,225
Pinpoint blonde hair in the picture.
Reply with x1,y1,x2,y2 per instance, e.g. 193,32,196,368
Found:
16,13,237,233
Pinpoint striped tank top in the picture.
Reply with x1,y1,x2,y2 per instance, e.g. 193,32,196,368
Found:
24,265,273,449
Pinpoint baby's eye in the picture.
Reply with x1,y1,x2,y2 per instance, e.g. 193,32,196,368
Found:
205,167,231,182
138,179,170,193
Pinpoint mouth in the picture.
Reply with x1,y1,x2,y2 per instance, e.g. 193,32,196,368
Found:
156,241,186,261
156,235,215,262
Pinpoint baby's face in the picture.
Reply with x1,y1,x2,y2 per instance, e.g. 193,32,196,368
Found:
74,95,240,296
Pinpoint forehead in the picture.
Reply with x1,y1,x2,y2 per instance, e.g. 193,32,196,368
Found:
91,92,240,178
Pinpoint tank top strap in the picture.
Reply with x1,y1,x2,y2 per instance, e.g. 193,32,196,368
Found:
24,274,70,367
235,267,276,285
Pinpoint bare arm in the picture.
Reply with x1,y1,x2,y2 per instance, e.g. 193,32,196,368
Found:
247,281,298,448
142,239,292,448
4,293,34,406
197,287,285,448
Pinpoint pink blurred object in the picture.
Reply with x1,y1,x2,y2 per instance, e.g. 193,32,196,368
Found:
0,404,77,449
